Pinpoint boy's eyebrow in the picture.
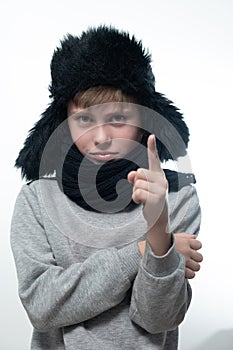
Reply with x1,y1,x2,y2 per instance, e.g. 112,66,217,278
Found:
69,110,91,118
102,106,138,115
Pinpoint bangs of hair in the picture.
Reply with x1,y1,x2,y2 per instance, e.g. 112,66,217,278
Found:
72,86,137,108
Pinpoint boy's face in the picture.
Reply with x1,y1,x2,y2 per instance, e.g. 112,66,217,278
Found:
67,101,142,164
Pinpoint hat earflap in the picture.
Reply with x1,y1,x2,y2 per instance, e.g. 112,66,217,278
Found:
15,101,66,181
150,92,190,162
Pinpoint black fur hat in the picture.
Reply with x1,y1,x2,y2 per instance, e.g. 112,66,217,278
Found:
15,25,189,181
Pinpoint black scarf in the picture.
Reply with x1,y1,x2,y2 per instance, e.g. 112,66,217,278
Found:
57,134,196,213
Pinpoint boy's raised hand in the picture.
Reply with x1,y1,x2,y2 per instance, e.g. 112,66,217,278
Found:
127,134,168,229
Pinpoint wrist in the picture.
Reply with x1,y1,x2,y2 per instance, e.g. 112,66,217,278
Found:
147,202,171,256
149,201,169,233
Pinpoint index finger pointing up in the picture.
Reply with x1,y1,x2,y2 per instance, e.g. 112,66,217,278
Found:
147,134,161,172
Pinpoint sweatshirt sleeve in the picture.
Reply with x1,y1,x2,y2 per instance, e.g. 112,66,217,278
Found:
10,185,142,332
129,239,191,333
129,184,200,333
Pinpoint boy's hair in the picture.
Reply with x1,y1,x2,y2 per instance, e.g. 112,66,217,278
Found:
15,25,189,181
72,86,137,108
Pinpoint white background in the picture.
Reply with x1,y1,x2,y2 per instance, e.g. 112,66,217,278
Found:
1,0,233,349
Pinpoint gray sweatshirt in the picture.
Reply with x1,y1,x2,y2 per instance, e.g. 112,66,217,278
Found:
11,178,201,350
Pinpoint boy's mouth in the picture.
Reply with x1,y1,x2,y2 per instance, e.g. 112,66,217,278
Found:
89,152,119,162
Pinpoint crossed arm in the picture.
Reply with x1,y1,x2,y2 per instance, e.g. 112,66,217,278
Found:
138,233,203,279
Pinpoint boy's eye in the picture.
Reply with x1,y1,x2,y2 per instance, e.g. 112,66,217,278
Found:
75,115,91,124
110,115,126,123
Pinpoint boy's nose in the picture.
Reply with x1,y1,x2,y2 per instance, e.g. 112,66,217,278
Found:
93,125,112,148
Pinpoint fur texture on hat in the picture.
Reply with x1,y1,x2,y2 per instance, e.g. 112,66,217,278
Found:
15,25,189,181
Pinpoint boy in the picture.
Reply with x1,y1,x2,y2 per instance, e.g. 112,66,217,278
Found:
11,26,202,349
